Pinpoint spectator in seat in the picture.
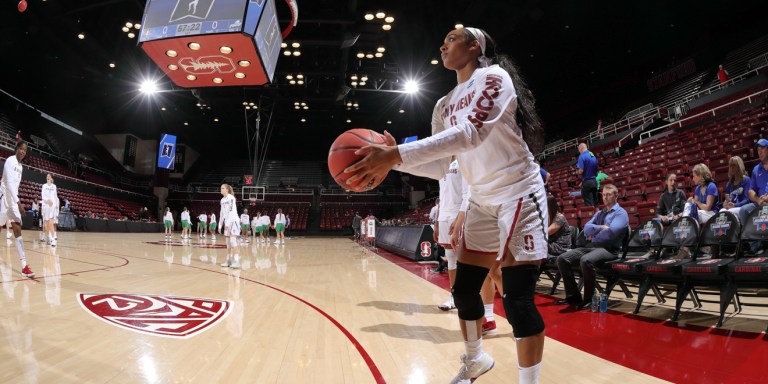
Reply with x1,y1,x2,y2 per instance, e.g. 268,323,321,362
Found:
656,173,686,225
547,195,572,258
555,184,628,310
682,163,720,224
739,139,768,254
717,64,729,85
62,198,70,212
577,142,599,206
676,164,720,259
723,156,751,218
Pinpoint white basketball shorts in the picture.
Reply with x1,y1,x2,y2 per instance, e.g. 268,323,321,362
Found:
0,192,22,226
462,187,548,262
438,214,458,249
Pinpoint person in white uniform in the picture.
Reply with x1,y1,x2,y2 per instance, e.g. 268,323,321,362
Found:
218,184,241,268
198,212,207,238
41,173,58,246
273,208,286,244
1,141,35,278
240,208,250,243
163,207,173,240
437,158,469,311
260,212,271,242
344,27,548,384
180,207,191,240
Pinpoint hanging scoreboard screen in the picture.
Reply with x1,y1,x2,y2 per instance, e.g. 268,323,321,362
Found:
140,0,248,42
157,133,177,170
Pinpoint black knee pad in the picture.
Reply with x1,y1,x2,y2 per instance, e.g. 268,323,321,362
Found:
452,262,488,320
502,265,545,338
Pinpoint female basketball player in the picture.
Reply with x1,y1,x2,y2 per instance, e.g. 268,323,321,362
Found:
208,212,217,241
240,208,250,243
198,211,208,238
218,184,241,268
180,207,191,240
251,212,260,242
1,141,34,278
41,173,57,246
344,27,547,384
163,207,173,240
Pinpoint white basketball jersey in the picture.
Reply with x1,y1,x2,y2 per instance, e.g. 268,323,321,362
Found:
219,194,238,223
397,65,543,205
42,183,57,206
438,160,469,220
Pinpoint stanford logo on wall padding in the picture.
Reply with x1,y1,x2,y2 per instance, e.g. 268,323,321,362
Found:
78,293,231,338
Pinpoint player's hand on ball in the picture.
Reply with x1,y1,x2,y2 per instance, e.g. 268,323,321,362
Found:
344,131,402,190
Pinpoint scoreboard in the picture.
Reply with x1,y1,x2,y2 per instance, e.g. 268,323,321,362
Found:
139,0,282,87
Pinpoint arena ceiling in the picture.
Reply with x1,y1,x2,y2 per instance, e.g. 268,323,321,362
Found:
1,0,766,161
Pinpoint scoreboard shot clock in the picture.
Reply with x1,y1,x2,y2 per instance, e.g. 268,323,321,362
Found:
138,0,298,87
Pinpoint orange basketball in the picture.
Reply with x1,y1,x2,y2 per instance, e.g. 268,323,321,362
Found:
328,129,387,192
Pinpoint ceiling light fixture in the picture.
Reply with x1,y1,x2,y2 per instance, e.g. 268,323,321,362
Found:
220,46,232,54
168,64,178,70
364,13,374,21
385,16,394,23
238,60,250,67
77,33,85,39
431,58,439,65
187,75,197,80
188,42,201,50
234,72,245,79
127,32,135,39
375,12,385,19
212,77,223,84
382,24,391,31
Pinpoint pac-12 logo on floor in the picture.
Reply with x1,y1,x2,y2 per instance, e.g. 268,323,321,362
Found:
78,293,231,338
420,241,432,257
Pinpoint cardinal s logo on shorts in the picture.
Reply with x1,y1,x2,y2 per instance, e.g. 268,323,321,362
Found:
78,293,231,338
170,0,216,23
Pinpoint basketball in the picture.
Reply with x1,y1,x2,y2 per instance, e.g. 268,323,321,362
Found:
328,128,387,192
18,0,27,13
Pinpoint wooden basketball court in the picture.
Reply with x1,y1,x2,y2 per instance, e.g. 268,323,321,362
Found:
2,232,766,383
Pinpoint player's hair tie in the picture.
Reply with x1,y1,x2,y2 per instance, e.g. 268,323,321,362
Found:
465,27,492,68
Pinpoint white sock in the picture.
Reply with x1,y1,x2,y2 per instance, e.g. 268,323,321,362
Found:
484,304,494,321
234,254,240,263
464,339,483,360
519,362,541,384
15,237,27,268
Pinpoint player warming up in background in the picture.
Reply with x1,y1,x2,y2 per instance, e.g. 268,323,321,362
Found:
260,211,271,243
208,212,217,241
345,27,548,384
163,207,173,241
41,173,58,247
219,184,241,269
1,141,35,278
198,211,208,238
274,208,286,244
180,207,191,240
240,208,250,244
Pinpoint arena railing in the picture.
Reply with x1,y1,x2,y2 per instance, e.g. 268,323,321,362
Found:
639,88,768,143
669,63,768,109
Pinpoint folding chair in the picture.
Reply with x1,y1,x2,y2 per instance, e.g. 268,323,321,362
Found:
721,206,768,330
602,221,665,302
634,217,701,315
678,211,741,323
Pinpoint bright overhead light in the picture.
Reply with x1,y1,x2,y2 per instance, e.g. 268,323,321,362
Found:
346,101,352,107
359,81,366,86
404,80,419,94
351,74,358,80
125,22,133,28
382,24,391,31
365,53,374,59
431,58,439,65
214,118,219,122
127,32,135,39
297,80,304,84
300,118,306,122
187,75,197,80
167,64,178,70
455,23,464,29
364,13,374,21
385,16,394,23
351,81,358,86
139,80,158,94
220,46,233,54
184,122,188,126
188,42,201,50
353,102,359,107
134,23,141,29
243,102,248,106
399,108,405,113
213,77,223,84
356,52,365,59
300,102,306,106
375,12,385,19
296,74,303,79
377,46,385,53
122,26,130,32
77,33,85,40
283,50,291,56
361,75,368,81
346,119,351,123
280,42,287,48
294,102,300,105
249,102,255,106
161,107,166,111
235,72,246,79
238,60,250,67
292,51,301,56
245,106,251,110
387,120,392,124
374,52,383,58
302,106,308,110
286,74,294,80
291,42,300,48
108,63,116,68
289,80,296,84
166,50,178,57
